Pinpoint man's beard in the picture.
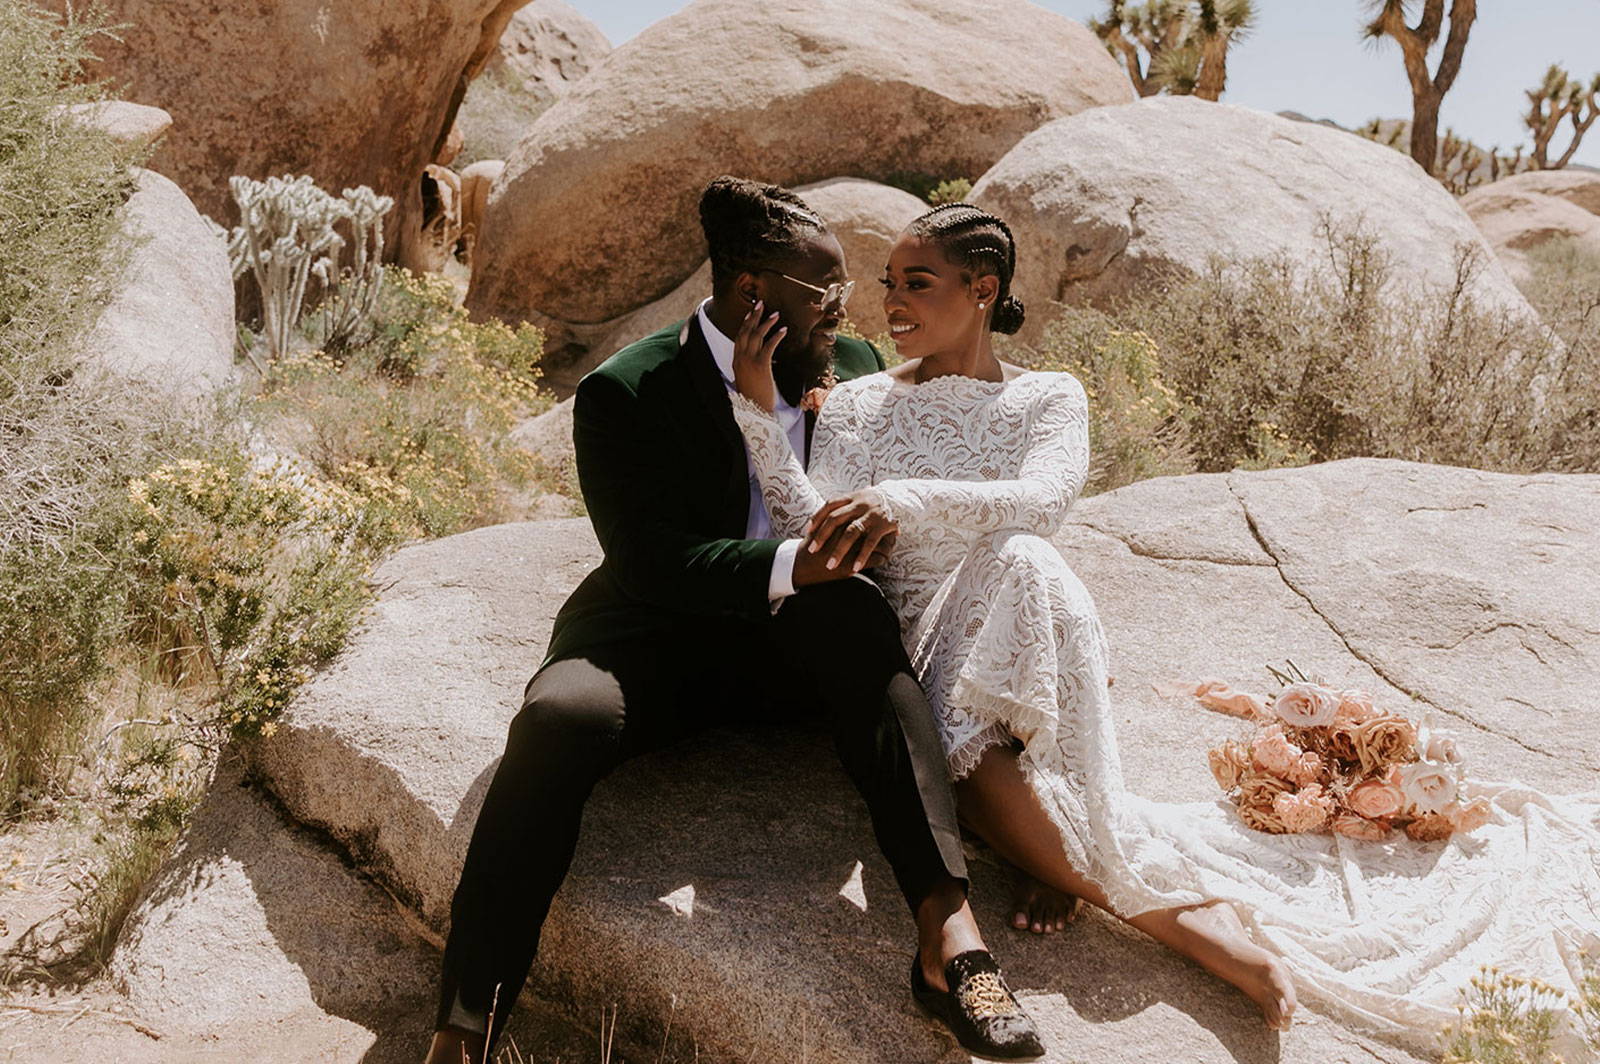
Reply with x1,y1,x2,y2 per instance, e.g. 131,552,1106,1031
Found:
772,335,835,407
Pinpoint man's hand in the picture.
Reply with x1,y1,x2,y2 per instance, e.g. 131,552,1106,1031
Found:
793,490,899,583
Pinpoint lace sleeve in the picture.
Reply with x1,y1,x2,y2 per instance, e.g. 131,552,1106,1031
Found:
875,374,1089,537
728,388,876,538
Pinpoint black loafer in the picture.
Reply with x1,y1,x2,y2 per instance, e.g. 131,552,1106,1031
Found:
911,949,1044,1060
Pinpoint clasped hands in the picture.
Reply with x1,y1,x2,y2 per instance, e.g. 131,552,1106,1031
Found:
793,491,898,587
730,302,898,586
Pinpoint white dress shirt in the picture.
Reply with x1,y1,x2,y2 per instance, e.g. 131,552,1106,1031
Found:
696,299,803,603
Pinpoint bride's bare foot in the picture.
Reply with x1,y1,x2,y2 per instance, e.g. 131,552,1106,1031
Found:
1170,902,1296,1030
1009,867,1079,933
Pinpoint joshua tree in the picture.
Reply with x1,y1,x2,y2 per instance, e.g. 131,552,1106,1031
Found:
1089,0,1255,101
1362,0,1478,177
1522,63,1600,170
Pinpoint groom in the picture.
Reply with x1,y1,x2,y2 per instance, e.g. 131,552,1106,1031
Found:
425,177,1043,1063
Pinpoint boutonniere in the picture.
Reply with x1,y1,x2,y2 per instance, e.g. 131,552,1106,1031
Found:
800,367,839,413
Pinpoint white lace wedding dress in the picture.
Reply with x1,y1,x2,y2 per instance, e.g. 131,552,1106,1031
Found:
730,369,1600,1056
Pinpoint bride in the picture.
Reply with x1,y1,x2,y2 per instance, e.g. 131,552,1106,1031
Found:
727,201,1600,1054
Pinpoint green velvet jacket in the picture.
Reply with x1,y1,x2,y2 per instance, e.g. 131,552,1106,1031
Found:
540,315,886,668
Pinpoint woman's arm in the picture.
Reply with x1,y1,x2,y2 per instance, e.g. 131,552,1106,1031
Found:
868,375,1090,538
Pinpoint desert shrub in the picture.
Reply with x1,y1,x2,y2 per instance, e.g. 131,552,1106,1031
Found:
1520,237,1600,356
1015,221,1599,490
122,450,370,741
1438,961,1600,1064
884,171,973,205
1012,317,1195,494
0,0,202,816
250,267,551,548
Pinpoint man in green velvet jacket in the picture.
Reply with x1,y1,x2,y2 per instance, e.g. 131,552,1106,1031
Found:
426,177,1040,1064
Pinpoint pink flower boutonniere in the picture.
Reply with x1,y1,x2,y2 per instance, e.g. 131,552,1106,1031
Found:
800,368,838,414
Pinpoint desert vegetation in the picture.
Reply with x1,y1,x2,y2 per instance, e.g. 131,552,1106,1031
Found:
1012,221,1600,496
0,0,551,984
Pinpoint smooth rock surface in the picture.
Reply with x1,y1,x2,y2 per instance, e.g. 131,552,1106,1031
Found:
539,178,928,392
1462,168,1600,286
59,100,173,144
106,754,610,1063
200,458,1600,1062
78,168,236,398
46,0,530,260
466,0,1133,341
486,0,612,105
509,395,574,473
973,98,1536,343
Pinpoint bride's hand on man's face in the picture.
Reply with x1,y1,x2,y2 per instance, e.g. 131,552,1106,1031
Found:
732,299,784,412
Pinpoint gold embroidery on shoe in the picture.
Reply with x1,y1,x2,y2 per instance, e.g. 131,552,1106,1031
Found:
957,971,1021,1019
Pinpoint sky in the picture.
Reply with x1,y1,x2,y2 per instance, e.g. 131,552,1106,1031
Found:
574,0,1600,168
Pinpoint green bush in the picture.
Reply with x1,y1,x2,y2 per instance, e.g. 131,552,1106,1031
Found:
251,267,551,548
0,0,190,816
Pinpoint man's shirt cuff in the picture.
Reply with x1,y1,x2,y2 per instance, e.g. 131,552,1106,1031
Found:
768,538,801,606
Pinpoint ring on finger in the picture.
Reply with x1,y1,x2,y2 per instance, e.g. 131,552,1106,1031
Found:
847,519,868,533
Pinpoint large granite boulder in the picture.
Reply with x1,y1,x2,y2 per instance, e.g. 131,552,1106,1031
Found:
57,100,173,145
78,168,236,398
44,0,531,266
485,0,612,106
103,458,1600,1062
972,98,1537,343
465,0,1134,350
1461,168,1600,286
538,177,930,394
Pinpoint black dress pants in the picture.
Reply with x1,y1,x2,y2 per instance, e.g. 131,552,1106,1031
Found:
433,577,968,1043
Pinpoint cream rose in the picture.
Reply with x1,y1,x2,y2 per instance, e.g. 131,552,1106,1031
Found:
1272,682,1340,730
1448,797,1493,834
1399,760,1459,815
1346,777,1404,820
1423,732,1462,764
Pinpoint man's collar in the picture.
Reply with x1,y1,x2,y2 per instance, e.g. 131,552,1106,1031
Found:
696,298,737,384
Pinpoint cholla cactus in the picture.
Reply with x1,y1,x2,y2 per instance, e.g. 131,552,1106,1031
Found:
315,184,390,354
210,175,393,368
1523,63,1600,170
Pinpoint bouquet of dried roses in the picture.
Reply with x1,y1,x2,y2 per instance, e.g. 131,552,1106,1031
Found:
1167,663,1493,842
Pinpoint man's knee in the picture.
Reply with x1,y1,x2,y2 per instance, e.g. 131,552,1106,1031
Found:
784,576,901,643
511,661,626,753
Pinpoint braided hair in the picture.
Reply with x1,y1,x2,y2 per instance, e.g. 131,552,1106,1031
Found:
906,203,1026,335
699,176,829,290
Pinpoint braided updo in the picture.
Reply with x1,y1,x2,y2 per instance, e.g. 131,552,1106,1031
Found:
699,175,828,289
906,203,1025,335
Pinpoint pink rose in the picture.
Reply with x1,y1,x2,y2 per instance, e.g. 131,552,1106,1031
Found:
1399,760,1459,815
1273,784,1334,833
1448,797,1493,834
1335,690,1379,725
1208,742,1252,792
1346,777,1404,820
1272,683,1340,730
1250,725,1302,778
1331,814,1390,841
1286,750,1327,787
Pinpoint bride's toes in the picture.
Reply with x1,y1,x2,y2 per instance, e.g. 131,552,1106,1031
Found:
1009,873,1077,934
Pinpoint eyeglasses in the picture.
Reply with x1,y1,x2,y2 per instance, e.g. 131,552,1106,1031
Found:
761,269,855,309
